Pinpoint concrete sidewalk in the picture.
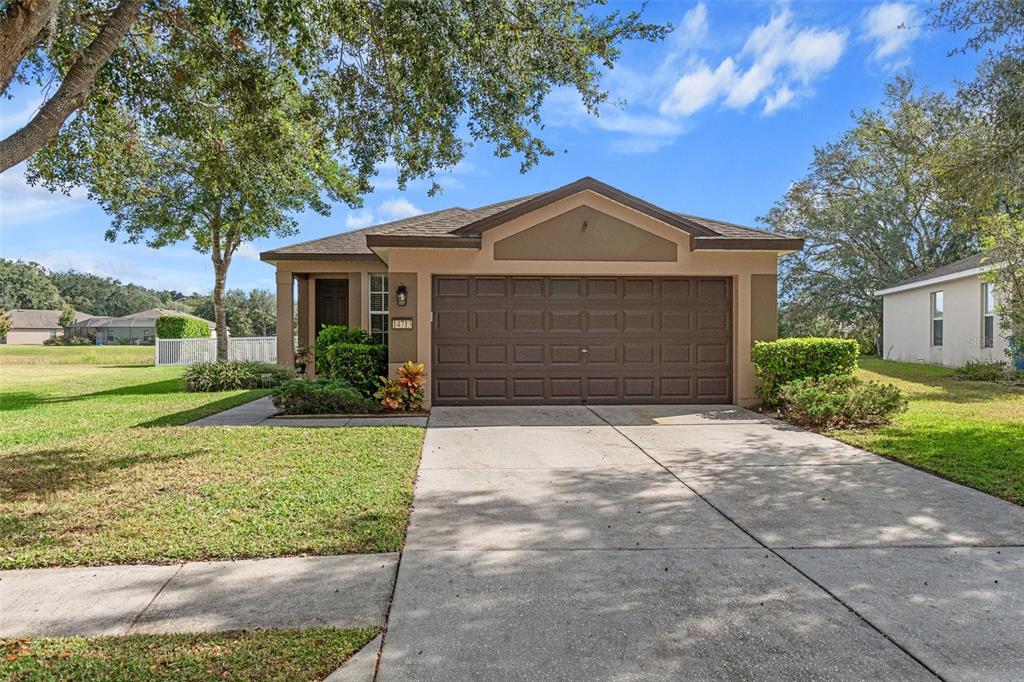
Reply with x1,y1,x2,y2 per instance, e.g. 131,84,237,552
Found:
0,554,398,637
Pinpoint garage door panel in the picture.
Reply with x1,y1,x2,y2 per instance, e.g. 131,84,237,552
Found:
432,276,732,405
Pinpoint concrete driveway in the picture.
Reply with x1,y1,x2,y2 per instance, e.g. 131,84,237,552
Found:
376,405,1024,681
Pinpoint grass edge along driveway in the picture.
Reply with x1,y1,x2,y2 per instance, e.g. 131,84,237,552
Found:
0,347,424,569
0,628,376,681
832,358,1024,506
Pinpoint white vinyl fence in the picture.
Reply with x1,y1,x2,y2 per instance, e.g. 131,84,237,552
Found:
156,336,278,366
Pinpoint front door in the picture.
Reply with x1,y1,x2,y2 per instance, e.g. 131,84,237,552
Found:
316,279,349,333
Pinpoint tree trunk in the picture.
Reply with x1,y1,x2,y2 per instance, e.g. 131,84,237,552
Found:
0,0,146,173
0,0,59,95
212,257,229,362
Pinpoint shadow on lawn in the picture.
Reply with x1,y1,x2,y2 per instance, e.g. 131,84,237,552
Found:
138,390,269,428
0,447,205,501
0,379,186,412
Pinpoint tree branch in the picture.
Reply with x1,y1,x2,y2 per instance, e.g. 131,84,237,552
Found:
0,0,146,173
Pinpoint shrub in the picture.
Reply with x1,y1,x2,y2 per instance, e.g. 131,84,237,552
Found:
314,325,386,397
953,360,1008,382
156,315,211,339
183,362,292,392
374,361,427,411
752,337,861,407
272,378,381,415
779,374,907,429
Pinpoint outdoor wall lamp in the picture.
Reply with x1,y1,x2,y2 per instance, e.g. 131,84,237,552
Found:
396,285,408,307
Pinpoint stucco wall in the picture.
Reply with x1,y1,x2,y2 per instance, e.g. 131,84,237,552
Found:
382,190,780,407
3,328,58,344
883,273,1009,367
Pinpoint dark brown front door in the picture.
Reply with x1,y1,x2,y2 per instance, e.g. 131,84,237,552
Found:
315,279,349,332
431,276,733,405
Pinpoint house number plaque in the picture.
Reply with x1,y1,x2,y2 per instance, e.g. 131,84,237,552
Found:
392,318,414,330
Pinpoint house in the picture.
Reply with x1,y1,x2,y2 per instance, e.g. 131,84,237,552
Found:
261,177,804,407
877,253,1009,367
1,309,92,344
68,308,215,344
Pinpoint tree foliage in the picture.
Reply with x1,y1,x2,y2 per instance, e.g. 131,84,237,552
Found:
190,288,276,336
50,270,183,316
761,77,976,352
0,260,63,310
0,310,11,338
930,0,1024,353
28,1,667,360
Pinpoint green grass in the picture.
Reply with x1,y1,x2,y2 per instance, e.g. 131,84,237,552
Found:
0,628,376,681
0,353,424,568
833,359,1024,505
0,345,155,366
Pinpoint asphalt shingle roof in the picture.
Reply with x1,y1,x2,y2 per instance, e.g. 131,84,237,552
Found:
5,309,91,328
261,182,794,260
882,253,987,291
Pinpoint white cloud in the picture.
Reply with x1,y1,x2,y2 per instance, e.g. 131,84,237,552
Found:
235,242,261,261
863,2,921,67
660,59,737,116
377,197,423,221
0,98,42,137
660,7,847,118
345,209,375,229
0,163,88,224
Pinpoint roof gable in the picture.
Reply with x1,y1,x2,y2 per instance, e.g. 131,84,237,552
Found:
452,177,719,238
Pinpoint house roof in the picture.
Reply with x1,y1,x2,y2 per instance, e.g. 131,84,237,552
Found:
71,308,215,329
5,309,92,329
876,253,988,296
261,177,803,261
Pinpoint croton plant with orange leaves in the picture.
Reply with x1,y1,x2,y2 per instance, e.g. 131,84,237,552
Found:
375,361,427,411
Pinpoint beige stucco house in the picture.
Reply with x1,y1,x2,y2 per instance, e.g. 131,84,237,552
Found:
878,253,1010,367
1,309,91,344
261,177,803,407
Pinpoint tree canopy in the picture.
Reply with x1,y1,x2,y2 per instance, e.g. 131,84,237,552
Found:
27,0,667,359
761,77,976,352
0,260,63,310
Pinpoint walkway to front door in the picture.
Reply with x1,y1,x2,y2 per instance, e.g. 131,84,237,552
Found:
377,405,1024,681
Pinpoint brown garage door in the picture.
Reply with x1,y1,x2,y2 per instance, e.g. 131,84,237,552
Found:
431,276,732,405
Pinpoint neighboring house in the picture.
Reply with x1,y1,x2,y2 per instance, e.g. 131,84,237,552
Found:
261,177,803,407
1,309,91,344
877,253,1008,367
69,308,215,344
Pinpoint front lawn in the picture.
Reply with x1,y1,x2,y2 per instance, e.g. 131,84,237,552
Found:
0,351,424,568
0,628,375,681
834,359,1024,505
0,345,155,366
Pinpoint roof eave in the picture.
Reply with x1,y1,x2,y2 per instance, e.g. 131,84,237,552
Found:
259,251,384,263
691,237,805,252
364,235,482,249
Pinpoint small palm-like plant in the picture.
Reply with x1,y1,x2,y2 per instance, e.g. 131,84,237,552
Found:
375,361,428,411
374,377,406,411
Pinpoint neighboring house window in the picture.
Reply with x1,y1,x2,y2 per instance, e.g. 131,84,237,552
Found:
983,283,995,349
49,329,57,338
369,273,389,345
931,291,944,347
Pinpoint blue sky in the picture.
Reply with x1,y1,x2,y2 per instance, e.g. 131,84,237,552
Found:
0,1,980,295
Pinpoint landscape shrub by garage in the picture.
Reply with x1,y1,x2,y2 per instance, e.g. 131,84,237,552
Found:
314,325,386,397
752,337,860,407
183,362,292,392
779,374,907,429
155,315,210,339
272,378,382,414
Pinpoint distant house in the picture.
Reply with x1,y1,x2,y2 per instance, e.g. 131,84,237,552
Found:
69,308,215,345
1,309,92,344
877,253,1009,367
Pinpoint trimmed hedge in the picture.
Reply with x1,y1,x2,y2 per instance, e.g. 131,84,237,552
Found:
752,337,860,407
156,315,211,339
314,325,386,397
272,378,382,415
779,374,907,429
183,362,292,392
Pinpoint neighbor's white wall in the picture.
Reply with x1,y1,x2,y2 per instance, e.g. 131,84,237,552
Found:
882,274,1009,367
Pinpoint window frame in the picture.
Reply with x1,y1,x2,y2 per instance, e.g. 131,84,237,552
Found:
930,290,944,347
368,273,389,345
982,282,995,349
